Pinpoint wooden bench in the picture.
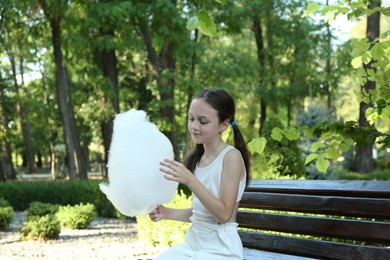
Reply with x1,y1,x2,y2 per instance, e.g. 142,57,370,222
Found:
237,180,390,260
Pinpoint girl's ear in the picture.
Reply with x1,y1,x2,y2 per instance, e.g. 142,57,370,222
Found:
219,119,230,133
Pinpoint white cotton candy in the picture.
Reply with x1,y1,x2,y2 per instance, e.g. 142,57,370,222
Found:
99,109,178,217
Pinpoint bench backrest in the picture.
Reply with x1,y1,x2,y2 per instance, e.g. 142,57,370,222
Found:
237,180,390,260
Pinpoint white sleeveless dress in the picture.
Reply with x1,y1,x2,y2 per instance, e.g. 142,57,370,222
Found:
157,145,246,260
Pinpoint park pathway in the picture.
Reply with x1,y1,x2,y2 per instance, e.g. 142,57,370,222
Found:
0,212,167,259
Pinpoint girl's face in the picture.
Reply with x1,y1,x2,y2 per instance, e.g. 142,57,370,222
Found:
188,98,228,144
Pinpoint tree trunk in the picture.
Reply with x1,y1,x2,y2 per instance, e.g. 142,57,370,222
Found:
160,42,178,159
184,30,198,159
287,101,291,127
355,0,380,173
138,15,178,159
0,69,16,181
37,47,57,179
325,0,333,120
18,55,36,173
252,13,267,135
8,51,35,174
96,29,120,177
48,15,87,180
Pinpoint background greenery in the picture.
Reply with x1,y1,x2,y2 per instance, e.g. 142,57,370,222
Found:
0,0,388,182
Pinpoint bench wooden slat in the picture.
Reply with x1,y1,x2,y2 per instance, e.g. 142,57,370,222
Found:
237,211,390,243
247,180,390,198
238,180,390,259
243,248,317,260
239,230,390,260
240,192,390,219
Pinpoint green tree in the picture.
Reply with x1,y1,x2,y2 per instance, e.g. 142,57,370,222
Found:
355,0,381,173
40,0,88,180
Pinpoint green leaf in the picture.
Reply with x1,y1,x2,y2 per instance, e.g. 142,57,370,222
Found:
186,16,199,31
321,5,336,16
197,9,217,37
339,142,350,153
248,137,267,155
366,109,378,125
326,147,340,160
284,128,300,141
351,56,363,68
321,132,332,141
271,127,283,141
302,2,321,18
383,8,390,17
311,142,326,152
370,44,384,60
366,7,381,17
316,158,330,173
305,153,318,165
302,127,314,138
214,0,227,4
351,39,370,56
344,138,355,146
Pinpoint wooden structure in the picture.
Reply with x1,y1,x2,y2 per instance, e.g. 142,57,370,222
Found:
237,180,390,259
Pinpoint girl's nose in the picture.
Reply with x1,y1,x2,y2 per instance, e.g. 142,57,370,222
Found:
189,120,200,131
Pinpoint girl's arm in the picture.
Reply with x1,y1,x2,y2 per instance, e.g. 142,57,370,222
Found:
160,149,244,224
149,206,193,223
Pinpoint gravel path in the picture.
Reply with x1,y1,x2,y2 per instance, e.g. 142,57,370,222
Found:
0,212,168,259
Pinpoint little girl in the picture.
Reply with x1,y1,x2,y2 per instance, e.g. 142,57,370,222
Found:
149,88,250,259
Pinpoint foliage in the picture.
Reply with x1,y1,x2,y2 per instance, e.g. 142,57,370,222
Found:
56,203,96,229
186,0,226,37
297,104,329,128
251,117,305,179
0,206,14,230
331,168,390,181
0,197,11,207
297,104,335,179
136,191,191,247
20,214,61,241
1,0,389,182
27,201,60,219
0,180,117,218
297,0,390,173
376,157,390,171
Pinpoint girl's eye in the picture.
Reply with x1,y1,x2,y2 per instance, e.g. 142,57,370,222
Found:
189,117,194,122
200,120,208,125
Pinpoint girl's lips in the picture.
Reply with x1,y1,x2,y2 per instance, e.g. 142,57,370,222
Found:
191,132,201,137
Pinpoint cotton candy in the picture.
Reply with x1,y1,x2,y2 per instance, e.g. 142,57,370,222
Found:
99,109,178,217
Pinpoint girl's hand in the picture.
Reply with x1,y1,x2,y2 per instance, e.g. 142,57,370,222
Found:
148,205,165,222
160,159,194,186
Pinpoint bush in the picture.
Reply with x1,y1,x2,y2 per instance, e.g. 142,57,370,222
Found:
296,104,336,179
0,206,14,230
0,180,117,217
331,168,390,180
27,202,60,219
136,191,192,247
20,214,60,240
0,197,10,207
252,117,305,179
56,203,96,229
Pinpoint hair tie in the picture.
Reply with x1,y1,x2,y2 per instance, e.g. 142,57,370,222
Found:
230,120,237,126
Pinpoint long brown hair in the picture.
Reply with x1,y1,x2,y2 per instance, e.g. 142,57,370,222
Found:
184,88,251,188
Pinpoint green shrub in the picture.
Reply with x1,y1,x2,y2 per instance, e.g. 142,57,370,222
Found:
252,117,305,179
0,180,117,217
27,202,60,219
20,214,60,240
56,203,96,229
331,168,390,180
136,191,192,247
0,197,10,207
0,206,14,230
